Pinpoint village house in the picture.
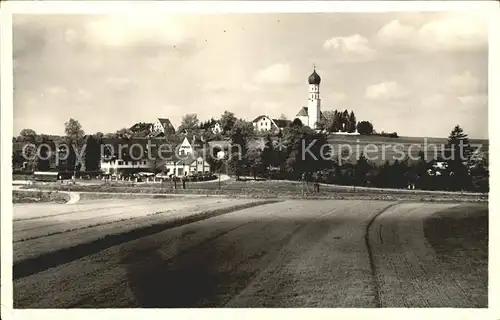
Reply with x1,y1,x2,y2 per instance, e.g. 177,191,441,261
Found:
99,138,168,176
165,134,212,176
212,122,223,134
252,115,291,133
150,118,176,136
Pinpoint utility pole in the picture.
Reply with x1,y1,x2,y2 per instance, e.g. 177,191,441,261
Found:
218,162,221,190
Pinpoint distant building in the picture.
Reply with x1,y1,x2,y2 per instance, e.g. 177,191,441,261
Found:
99,138,169,175
164,154,211,177
129,122,152,134
177,135,205,156
252,115,291,133
151,118,176,135
212,122,223,134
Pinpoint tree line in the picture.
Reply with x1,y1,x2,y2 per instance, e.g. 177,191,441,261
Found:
224,122,488,193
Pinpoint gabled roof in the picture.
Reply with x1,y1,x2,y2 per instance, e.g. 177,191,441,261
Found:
272,119,292,128
252,115,271,123
129,122,152,133
157,118,172,127
156,118,175,134
296,107,308,117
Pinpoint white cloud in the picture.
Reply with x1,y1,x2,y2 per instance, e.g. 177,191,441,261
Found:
374,20,416,49
458,94,488,106
253,63,291,85
446,71,480,95
323,34,377,61
365,81,409,100
84,14,186,47
374,14,487,52
104,77,138,91
328,92,347,102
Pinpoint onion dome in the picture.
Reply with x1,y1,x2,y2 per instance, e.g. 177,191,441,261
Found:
308,67,321,85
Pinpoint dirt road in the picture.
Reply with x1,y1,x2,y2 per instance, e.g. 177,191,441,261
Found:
13,199,488,308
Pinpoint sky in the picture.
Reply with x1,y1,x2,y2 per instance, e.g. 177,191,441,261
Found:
12,12,488,138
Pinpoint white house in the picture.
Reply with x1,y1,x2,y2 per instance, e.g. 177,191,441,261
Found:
252,116,291,133
101,158,155,175
212,122,222,134
177,135,204,156
164,154,211,177
151,118,175,135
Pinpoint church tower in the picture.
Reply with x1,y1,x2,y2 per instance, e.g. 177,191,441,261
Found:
307,65,321,129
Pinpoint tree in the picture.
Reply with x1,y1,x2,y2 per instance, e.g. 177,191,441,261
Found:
260,134,275,177
348,111,357,133
446,124,473,162
19,128,37,142
354,152,373,186
341,110,349,132
64,118,85,142
115,128,134,139
228,120,253,179
178,113,200,133
357,121,374,135
332,111,342,132
292,118,303,127
84,135,102,172
246,148,264,180
279,113,288,120
220,110,237,133
321,110,336,133
445,125,473,190
64,118,85,175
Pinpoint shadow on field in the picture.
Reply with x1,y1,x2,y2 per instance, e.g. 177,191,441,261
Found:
423,203,488,307
13,200,279,280
119,215,353,308
120,225,264,308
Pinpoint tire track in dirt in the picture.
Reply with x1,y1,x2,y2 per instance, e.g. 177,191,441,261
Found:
14,200,304,307
363,202,403,308
367,202,483,307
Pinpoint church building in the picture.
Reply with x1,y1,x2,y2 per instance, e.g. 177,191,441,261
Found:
295,66,322,129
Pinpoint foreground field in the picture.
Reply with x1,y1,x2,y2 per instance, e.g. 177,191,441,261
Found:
13,198,487,308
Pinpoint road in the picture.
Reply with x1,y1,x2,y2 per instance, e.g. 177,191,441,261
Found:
13,199,488,308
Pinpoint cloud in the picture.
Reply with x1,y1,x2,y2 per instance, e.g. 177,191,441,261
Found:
446,71,480,95
327,92,347,102
365,81,409,100
374,14,487,52
253,63,291,85
83,14,187,47
104,77,138,91
323,34,377,61
457,94,488,106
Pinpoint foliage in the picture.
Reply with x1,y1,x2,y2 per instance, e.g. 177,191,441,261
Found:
178,113,200,133
356,121,374,135
220,110,237,133
64,118,85,143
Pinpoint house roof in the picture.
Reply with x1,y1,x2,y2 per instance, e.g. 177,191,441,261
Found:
272,119,292,128
100,138,173,159
156,118,175,134
296,107,308,117
129,122,152,132
252,115,271,123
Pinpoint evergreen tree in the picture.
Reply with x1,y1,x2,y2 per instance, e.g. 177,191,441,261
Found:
348,111,357,133
261,134,275,175
332,110,342,132
341,110,349,132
